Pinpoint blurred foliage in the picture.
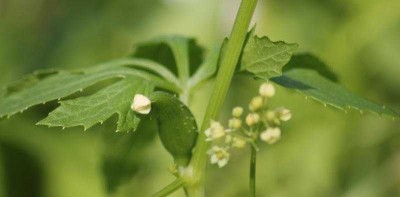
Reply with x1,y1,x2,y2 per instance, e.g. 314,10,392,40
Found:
0,0,399,197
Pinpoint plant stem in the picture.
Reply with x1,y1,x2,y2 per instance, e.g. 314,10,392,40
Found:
152,178,185,197
188,0,259,195
250,146,257,197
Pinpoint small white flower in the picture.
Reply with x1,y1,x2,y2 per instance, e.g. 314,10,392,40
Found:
249,96,264,111
260,127,281,144
205,120,225,141
276,107,292,121
131,94,151,114
246,113,260,126
232,107,244,117
259,82,275,97
232,137,247,148
207,146,230,168
228,118,242,129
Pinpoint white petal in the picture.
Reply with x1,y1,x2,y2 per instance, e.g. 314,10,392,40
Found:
131,94,151,114
211,155,219,164
204,128,211,137
218,158,228,167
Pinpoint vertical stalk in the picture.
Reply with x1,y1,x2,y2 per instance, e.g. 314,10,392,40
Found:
188,0,259,196
250,146,257,197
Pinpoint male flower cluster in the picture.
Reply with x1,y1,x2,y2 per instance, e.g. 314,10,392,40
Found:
206,83,292,167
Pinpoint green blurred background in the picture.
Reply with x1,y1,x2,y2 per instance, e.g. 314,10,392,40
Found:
0,0,399,196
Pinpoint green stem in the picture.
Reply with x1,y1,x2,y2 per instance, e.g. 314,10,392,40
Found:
250,146,257,197
152,178,185,197
188,0,259,195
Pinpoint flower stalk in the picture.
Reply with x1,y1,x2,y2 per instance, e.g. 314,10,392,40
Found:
188,0,259,195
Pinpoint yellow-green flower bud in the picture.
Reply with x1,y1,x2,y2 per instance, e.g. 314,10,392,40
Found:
249,96,264,111
232,107,244,117
232,137,247,148
229,118,242,129
259,82,275,97
246,113,260,126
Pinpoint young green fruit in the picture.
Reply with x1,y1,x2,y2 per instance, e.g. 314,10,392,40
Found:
149,92,198,167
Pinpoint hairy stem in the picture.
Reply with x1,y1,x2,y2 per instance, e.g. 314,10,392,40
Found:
250,146,257,197
188,0,259,195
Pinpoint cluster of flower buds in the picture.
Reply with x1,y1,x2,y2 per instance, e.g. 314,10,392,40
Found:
206,82,292,167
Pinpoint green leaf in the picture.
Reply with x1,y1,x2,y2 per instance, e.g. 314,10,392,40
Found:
84,58,181,88
149,92,198,166
132,36,204,83
240,28,299,79
102,114,157,193
272,54,400,118
38,77,153,132
0,66,179,118
1,69,59,97
282,53,339,82
188,47,220,90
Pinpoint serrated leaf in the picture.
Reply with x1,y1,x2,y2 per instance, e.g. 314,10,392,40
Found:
282,53,339,82
1,69,59,97
0,66,179,118
38,77,154,132
149,92,198,166
240,28,299,79
272,54,400,118
84,58,181,87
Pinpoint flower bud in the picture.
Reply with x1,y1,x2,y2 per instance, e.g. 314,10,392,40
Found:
246,113,260,126
232,107,244,117
232,137,247,148
229,118,242,129
249,96,264,111
131,94,151,114
259,82,275,97
260,127,281,144
276,107,292,121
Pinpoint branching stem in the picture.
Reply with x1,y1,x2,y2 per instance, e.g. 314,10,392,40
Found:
250,146,257,197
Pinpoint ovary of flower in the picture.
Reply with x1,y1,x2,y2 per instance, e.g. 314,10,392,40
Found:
131,94,151,114
229,118,242,129
232,107,244,117
232,137,247,148
246,113,260,126
249,96,264,111
205,121,225,141
260,127,281,144
207,146,230,168
276,107,292,121
259,82,275,97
